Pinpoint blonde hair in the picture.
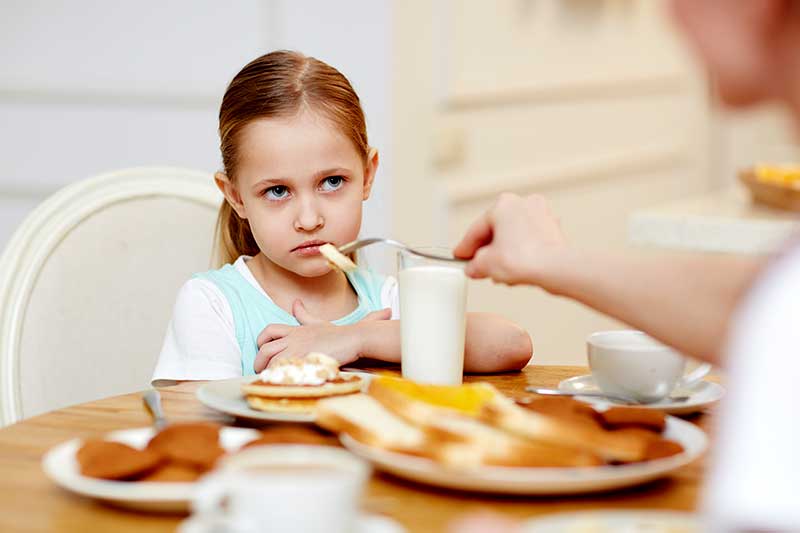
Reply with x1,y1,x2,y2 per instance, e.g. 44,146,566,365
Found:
214,50,370,266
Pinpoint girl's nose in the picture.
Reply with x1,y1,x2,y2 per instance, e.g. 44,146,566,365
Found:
294,198,324,232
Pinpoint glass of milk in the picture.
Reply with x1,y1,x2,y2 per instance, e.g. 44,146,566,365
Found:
398,248,467,385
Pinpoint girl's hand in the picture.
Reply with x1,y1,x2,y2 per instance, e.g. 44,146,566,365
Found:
453,193,567,287
253,300,391,372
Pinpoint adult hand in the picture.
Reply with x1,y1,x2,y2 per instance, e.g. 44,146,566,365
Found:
252,300,391,372
453,193,566,286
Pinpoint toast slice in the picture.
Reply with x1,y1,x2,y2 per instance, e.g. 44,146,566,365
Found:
369,377,601,468
315,393,427,455
481,395,649,463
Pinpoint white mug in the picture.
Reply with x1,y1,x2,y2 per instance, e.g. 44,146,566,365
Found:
587,330,711,403
189,445,370,533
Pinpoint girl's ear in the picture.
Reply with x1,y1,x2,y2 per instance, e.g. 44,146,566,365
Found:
362,148,379,201
215,172,248,219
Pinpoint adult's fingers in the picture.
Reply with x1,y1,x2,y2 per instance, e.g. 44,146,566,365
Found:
453,211,494,260
257,323,292,348
464,246,492,279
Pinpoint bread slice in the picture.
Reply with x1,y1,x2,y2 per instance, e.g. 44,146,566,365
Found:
369,377,601,468
481,395,649,463
320,243,357,273
315,393,427,454
426,415,602,468
242,375,363,398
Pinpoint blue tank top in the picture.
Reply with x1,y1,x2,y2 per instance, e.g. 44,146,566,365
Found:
195,261,388,375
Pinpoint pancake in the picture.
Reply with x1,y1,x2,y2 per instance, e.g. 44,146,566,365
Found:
242,375,363,399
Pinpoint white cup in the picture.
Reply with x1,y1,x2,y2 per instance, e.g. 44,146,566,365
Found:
587,330,711,403
189,445,370,533
398,248,468,385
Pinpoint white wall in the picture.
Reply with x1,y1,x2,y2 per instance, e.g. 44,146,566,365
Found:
0,0,393,268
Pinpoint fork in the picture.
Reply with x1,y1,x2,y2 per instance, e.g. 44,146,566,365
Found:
337,238,466,263
142,389,168,430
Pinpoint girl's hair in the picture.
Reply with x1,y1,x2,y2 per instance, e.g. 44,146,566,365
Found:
214,50,369,266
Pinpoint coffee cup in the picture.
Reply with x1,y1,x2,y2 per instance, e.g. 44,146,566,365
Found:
190,445,370,533
587,330,711,403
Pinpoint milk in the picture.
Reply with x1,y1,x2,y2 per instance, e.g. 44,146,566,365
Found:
398,264,467,385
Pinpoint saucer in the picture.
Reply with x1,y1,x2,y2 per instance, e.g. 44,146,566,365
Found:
178,512,405,533
558,375,724,415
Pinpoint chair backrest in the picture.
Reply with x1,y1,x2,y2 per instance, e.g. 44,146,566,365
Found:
0,167,222,426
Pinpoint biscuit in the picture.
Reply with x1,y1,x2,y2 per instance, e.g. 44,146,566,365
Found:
596,406,667,433
146,422,224,471
242,425,339,448
137,462,204,482
77,439,164,480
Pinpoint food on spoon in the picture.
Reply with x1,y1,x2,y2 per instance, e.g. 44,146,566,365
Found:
319,243,357,272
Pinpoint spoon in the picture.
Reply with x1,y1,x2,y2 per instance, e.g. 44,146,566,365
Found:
337,238,466,264
142,389,168,430
525,386,690,405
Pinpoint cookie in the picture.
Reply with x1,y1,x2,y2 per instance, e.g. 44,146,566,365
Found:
77,439,164,480
137,461,204,482
596,406,667,433
146,422,224,471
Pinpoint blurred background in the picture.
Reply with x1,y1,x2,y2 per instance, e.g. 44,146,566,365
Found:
2,0,798,365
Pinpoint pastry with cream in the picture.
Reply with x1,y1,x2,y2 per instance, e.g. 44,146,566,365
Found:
242,352,363,414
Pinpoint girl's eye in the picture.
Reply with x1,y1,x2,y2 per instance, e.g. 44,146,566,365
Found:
265,185,289,200
320,175,345,192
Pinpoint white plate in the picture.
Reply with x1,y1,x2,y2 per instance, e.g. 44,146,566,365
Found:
179,512,405,533
340,416,706,495
196,372,373,424
41,426,260,513
559,375,725,415
523,510,699,532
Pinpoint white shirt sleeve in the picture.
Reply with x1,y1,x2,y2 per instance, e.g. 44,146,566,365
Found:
380,275,400,320
151,278,243,386
703,246,800,529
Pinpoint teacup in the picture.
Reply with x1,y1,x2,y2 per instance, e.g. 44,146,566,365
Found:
190,445,370,533
587,330,711,403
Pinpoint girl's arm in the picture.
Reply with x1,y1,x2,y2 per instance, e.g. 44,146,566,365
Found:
354,313,532,372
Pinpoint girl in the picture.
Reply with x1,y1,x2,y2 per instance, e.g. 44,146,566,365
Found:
151,51,532,384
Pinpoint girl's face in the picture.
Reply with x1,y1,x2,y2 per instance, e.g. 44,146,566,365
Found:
219,109,377,277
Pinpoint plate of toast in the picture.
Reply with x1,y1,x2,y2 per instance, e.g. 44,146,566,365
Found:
196,354,371,423
316,377,707,495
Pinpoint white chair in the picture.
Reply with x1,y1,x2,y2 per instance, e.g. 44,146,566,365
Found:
0,167,222,426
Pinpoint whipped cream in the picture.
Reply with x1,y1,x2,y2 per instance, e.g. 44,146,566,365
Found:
259,352,340,386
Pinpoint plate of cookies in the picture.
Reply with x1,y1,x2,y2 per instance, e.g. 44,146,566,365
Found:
317,377,708,495
42,422,263,512
196,353,370,423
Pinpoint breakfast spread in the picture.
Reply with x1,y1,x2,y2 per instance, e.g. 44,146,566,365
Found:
241,352,362,415
316,376,684,469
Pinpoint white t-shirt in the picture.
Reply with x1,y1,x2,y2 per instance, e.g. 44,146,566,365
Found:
703,246,800,530
151,256,399,386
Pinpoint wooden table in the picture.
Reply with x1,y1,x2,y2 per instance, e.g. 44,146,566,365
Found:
0,366,713,532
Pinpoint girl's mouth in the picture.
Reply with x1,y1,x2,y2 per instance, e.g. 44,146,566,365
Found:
292,240,328,256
